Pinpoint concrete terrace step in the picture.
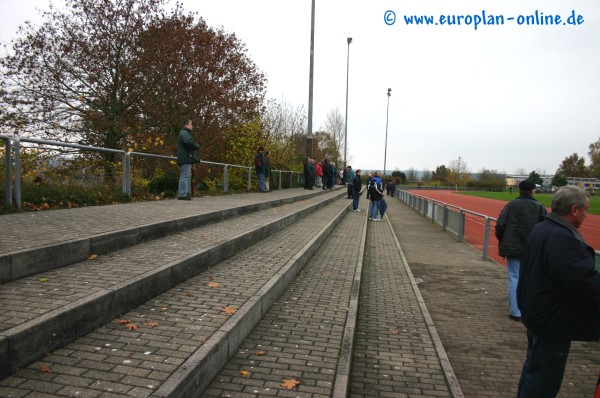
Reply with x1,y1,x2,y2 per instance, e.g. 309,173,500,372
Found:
0,194,350,397
0,189,345,379
0,189,333,284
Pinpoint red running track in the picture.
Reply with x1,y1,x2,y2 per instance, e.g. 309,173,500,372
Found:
409,190,600,266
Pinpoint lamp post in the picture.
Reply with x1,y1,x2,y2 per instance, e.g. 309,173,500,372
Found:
306,0,316,158
343,37,352,171
384,88,391,176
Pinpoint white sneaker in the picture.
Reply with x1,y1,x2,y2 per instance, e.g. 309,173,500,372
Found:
368,218,373,221
354,209,361,212
373,218,381,222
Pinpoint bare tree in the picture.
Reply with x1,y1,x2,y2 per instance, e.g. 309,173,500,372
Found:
447,156,471,186
322,107,345,166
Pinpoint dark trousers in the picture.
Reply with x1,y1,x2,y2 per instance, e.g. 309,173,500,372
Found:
347,184,354,198
352,190,360,210
517,330,570,398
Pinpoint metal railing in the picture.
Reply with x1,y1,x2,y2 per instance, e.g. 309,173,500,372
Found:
1,135,301,209
396,188,600,266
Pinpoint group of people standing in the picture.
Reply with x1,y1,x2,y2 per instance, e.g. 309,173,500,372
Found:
304,157,337,190
495,181,600,397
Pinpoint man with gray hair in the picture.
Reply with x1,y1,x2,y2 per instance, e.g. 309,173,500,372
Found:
517,185,600,397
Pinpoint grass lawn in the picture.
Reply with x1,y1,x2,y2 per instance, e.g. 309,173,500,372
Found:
457,191,600,215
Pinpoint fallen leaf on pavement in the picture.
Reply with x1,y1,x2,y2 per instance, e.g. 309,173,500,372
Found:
222,306,237,315
207,282,220,288
37,365,52,373
143,321,159,327
255,351,267,356
88,254,97,260
280,379,300,389
239,370,251,376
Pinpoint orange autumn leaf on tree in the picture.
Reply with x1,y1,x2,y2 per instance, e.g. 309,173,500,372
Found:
38,365,52,373
222,306,237,315
280,379,300,389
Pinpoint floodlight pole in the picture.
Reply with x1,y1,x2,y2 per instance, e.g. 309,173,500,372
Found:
306,0,316,158
343,37,352,170
384,88,391,176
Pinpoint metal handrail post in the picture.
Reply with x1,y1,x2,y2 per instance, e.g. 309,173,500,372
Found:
289,172,293,189
483,217,491,260
122,153,129,196
458,209,465,242
247,168,252,191
14,138,21,210
223,165,229,193
279,170,282,190
443,204,448,230
4,137,12,206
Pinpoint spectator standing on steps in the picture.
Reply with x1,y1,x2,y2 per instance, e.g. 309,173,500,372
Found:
352,169,362,211
346,166,355,199
315,160,323,188
264,150,272,192
255,146,267,192
495,180,547,322
368,171,384,221
516,185,600,397
176,119,200,200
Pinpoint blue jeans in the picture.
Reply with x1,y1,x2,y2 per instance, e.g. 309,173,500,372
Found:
178,163,192,198
353,191,360,210
518,330,570,398
507,257,521,317
258,172,266,191
369,200,380,219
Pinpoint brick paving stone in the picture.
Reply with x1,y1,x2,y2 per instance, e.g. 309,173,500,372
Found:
0,192,349,397
386,195,599,398
202,198,368,397
349,213,453,398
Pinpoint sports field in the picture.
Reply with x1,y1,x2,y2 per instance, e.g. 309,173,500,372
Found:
408,190,600,266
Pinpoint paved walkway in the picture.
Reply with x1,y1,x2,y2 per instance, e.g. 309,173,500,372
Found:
385,194,599,398
0,189,597,397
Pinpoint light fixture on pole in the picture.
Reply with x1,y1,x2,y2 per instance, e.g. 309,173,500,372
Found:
343,37,352,171
306,0,316,158
384,88,391,176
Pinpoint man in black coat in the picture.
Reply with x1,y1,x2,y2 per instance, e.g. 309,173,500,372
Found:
516,185,600,397
495,180,547,321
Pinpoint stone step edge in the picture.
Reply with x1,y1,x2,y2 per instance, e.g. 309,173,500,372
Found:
0,190,330,284
0,192,345,379
149,202,352,397
331,209,369,397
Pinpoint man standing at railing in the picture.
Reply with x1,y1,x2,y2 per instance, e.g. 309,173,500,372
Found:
516,185,600,397
176,119,200,200
255,146,267,192
495,180,547,321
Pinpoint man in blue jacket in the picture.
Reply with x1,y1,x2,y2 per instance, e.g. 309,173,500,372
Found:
517,185,600,397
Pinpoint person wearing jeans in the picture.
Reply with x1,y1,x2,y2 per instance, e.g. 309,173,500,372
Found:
367,171,383,221
495,180,547,321
176,119,200,200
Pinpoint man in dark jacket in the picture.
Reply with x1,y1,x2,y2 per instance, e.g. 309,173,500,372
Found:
517,185,600,397
176,119,200,200
495,180,547,321
368,171,384,221
352,169,362,211
255,146,266,192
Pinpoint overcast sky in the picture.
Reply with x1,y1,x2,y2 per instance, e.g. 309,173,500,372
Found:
2,0,600,175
